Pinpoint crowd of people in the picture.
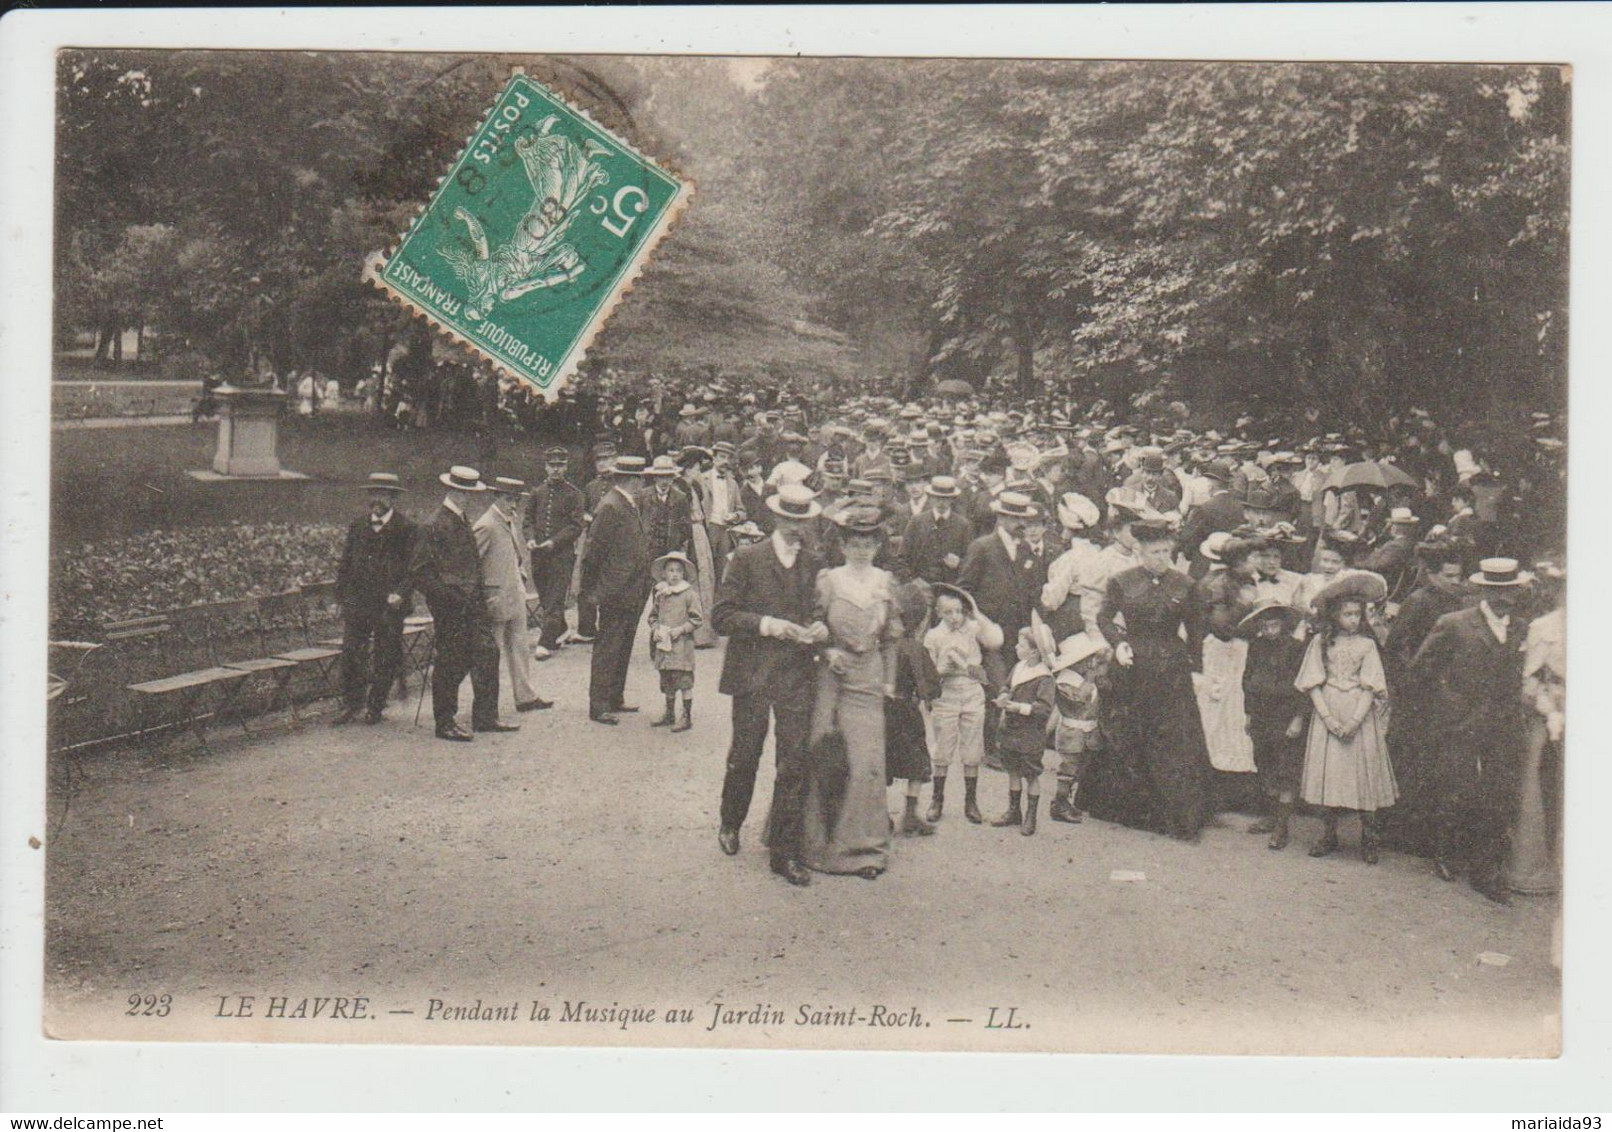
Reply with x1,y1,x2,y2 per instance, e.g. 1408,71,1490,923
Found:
329,379,1566,902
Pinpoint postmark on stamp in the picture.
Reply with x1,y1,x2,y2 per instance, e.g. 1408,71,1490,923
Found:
366,74,690,398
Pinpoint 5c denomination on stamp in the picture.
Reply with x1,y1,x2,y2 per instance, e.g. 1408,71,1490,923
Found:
367,74,690,399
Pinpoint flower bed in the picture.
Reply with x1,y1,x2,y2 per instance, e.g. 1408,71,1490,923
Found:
52,521,345,634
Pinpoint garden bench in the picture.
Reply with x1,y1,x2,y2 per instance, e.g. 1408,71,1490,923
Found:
261,587,343,700
204,597,301,727
119,612,252,751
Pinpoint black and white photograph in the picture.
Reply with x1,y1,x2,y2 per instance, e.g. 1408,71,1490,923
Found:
6,6,1600,1093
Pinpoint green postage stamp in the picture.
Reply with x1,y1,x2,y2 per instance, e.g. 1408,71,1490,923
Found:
368,75,690,397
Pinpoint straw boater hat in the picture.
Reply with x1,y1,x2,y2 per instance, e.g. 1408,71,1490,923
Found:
492,476,527,494
645,455,679,478
651,551,697,583
609,455,647,477
990,490,1038,519
1057,492,1100,532
1314,570,1389,608
925,475,961,498
1236,600,1304,639
767,483,823,521
365,472,405,494
440,465,488,492
1387,506,1419,527
1470,557,1533,588
712,440,737,457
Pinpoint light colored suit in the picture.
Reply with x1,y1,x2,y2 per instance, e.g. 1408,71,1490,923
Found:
474,503,540,706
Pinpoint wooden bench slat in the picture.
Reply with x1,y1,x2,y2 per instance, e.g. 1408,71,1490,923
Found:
129,667,251,695
275,647,342,663
222,657,298,673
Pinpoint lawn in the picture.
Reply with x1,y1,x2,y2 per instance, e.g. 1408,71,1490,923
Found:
51,414,567,549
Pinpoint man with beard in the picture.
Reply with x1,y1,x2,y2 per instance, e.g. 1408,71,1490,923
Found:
332,473,416,726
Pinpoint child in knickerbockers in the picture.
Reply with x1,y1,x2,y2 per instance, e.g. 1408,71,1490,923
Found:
1237,600,1311,850
988,613,1059,836
923,583,1004,825
648,552,704,733
1049,630,1111,824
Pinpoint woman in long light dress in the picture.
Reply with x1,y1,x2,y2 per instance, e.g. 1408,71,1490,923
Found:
800,508,901,879
1192,535,1259,779
679,453,720,648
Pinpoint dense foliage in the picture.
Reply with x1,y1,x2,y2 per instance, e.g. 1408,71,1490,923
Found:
56,54,1567,433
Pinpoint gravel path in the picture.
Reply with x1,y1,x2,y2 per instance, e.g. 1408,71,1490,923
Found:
45,624,1559,1056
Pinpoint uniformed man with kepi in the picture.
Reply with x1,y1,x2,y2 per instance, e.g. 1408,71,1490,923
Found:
524,446,585,659
332,473,416,726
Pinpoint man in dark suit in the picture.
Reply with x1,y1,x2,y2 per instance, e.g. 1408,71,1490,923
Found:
713,483,828,888
958,491,1040,756
524,446,585,657
332,473,416,726
641,455,694,559
901,475,974,585
1176,460,1244,578
579,455,652,724
569,441,618,644
1409,558,1531,904
408,466,511,741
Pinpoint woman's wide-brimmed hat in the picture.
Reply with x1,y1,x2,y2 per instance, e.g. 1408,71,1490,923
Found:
365,472,405,494
1199,530,1233,563
1314,570,1389,608
1470,557,1534,588
1051,630,1108,672
767,483,823,521
1057,492,1100,531
651,551,697,583
440,465,487,492
1025,610,1058,664
931,582,981,619
833,503,886,535
1236,600,1304,639
990,490,1038,519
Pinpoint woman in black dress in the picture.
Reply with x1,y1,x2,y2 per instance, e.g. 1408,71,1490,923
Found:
1077,520,1215,841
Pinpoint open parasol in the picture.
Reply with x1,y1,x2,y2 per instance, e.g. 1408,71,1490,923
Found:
1327,460,1419,492
935,378,975,398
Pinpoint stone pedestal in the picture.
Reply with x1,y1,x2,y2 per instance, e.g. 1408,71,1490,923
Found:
187,385,307,484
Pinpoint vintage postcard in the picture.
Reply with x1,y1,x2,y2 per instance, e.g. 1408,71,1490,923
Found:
34,45,1569,1064
367,74,689,398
